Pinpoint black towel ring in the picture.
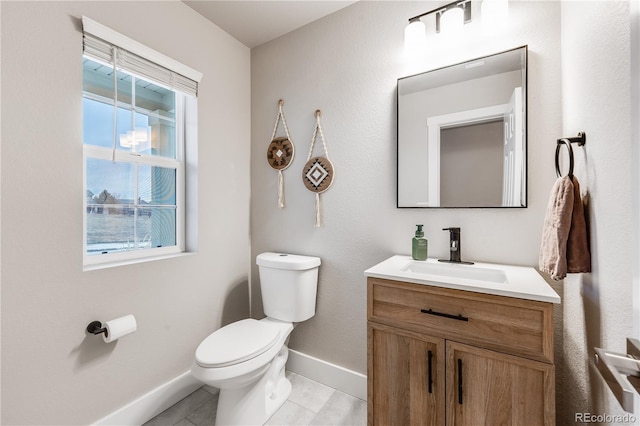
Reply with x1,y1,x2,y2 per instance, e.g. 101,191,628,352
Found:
555,132,586,178
555,139,574,178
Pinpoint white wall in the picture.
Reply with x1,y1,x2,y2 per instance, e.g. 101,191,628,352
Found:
560,0,633,420
1,2,251,424
251,0,562,378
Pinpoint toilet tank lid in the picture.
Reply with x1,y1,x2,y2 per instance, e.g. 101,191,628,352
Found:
256,252,321,270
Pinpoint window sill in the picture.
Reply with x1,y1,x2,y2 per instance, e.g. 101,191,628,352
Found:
83,251,196,272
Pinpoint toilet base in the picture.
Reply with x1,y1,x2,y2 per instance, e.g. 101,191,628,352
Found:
215,345,291,425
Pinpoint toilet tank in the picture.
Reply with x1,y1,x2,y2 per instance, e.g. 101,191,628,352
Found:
256,252,321,322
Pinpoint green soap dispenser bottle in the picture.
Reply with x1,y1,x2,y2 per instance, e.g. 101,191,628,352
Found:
412,224,428,261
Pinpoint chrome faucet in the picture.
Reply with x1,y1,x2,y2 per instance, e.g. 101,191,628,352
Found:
439,227,474,265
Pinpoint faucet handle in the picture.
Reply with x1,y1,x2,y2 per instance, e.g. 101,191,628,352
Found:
442,227,461,233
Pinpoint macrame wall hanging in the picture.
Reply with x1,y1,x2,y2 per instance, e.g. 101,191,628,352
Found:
267,99,295,208
303,109,334,227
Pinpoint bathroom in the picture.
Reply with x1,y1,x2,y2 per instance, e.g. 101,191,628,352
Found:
1,0,638,425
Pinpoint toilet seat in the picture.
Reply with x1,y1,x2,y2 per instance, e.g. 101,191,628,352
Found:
195,319,281,368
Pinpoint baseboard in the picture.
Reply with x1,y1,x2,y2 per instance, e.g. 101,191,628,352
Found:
92,370,202,426
92,351,366,425
286,349,367,401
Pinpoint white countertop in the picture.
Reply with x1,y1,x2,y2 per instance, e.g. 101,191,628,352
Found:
364,255,561,304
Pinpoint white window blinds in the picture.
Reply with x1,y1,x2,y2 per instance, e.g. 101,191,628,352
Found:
82,16,202,97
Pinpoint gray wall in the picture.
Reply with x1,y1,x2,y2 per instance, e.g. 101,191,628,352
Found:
251,0,633,422
440,121,503,206
1,2,251,424
251,0,561,370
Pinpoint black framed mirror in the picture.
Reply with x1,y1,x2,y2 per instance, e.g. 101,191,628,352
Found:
397,46,527,208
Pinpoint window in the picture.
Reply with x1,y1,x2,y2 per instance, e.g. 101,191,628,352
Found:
82,17,201,267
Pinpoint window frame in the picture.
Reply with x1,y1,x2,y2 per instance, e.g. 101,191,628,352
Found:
82,60,187,268
81,16,200,270
82,87,186,267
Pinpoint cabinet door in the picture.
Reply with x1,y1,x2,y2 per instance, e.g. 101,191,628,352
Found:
368,323,445,426
446,341,555,426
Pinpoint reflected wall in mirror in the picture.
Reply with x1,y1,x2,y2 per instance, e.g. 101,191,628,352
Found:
397,46,527,208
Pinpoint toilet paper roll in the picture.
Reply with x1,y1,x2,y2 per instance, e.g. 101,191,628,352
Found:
103,314,137,343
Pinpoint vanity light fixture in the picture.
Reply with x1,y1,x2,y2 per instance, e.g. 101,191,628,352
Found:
404,0,472,51
404,0,510,52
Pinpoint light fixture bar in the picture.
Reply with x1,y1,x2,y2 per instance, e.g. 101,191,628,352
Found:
408,0,472,32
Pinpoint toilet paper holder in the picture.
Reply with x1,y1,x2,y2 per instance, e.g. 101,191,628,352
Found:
86,321,107,336
86,315,137,343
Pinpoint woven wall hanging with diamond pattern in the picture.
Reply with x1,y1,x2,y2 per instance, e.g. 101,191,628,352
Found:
303,109,334,227
267,99,295,208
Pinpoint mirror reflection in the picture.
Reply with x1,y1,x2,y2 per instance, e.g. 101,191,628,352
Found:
397,46,527,208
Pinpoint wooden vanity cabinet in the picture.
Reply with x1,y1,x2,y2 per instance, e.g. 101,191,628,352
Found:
368,323,445,425
367,277,555,426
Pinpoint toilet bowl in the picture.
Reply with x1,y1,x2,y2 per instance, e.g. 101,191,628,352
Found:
191,252,320,425
191,318,294,425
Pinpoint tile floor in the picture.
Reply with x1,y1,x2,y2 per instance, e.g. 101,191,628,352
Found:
142,371,367,426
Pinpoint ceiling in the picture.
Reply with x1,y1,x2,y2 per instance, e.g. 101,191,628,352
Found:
182,1,358,48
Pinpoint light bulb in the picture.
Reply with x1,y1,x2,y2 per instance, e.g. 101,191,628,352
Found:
440,7,464,36
404,19,426,56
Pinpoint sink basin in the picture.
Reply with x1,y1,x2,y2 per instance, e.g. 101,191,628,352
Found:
401,261,508,284
364,255,561,304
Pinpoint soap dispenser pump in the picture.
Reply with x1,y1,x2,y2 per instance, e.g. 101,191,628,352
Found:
412,224,428,261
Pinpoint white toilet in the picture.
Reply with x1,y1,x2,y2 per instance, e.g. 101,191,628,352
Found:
191,252,321,425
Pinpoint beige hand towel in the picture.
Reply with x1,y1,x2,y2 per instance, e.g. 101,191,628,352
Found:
539,176,574,280
539,175,591,280
566,176,591,274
